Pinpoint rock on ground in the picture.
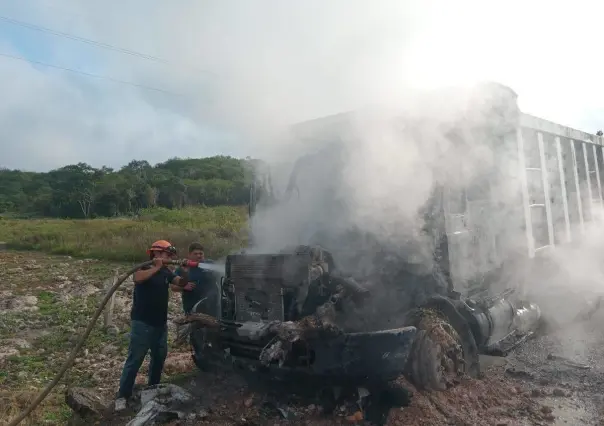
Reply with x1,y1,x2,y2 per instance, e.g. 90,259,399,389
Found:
0,291,38,314
66,387,110,417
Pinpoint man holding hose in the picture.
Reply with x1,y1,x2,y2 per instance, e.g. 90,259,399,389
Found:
171,242,216,315
115,240,187,411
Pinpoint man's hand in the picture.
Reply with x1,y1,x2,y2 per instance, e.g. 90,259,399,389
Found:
183,282,196,291
153,258,164,268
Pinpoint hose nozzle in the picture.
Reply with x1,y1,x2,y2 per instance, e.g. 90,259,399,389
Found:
162,259,199,268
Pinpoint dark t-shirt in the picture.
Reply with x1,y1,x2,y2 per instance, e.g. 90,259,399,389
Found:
131,265,176,327
176,260,216,314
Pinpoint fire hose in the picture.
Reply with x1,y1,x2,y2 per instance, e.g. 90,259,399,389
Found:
7,258,199,426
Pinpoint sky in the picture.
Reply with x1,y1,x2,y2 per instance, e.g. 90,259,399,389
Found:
0,0,602,171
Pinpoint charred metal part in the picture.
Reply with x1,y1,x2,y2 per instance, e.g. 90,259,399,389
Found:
200,321,417,380
174,312,219,329
546,354,591,370
460,291,542,356
257,309,343,366
260,338,287,367
330,274,370,306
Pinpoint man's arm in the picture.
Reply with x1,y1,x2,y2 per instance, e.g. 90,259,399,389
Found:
169,267,187,291
178,266,190,284
170,283,184,292
170,267,184,292
134,264,161,284
170,276,185,289
170,267,182,292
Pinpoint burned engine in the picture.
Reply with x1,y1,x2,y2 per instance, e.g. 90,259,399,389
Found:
223,245,370,324
190,245,421,382
224,246,337,323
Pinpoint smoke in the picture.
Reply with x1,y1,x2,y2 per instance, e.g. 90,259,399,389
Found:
3,1,604,343
246,82,530,332
249,76,604,343
525,221,604,326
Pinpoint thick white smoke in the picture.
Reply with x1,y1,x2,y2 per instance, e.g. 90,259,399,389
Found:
248,78,604,340
247,83,526,324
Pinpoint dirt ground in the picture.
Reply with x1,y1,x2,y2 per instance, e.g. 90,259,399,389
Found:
2,250,604,425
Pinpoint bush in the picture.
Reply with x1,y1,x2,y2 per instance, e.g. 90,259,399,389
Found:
0,206,249,262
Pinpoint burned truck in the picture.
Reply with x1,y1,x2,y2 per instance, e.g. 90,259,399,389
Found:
186,82,604,391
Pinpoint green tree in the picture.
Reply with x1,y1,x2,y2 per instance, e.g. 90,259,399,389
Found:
0,156,255,218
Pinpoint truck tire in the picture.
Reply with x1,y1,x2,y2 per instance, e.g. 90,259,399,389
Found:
405,299,480,391
190,327,210,372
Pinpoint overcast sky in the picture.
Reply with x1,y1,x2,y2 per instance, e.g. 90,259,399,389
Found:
0,0,602,171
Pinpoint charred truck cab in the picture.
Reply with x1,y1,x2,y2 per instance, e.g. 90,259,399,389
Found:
207,246,418,382
190,82,603,392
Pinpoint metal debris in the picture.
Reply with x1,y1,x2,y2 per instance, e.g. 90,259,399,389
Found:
259,338,287,367
505,367,534,380
546,354,591,370
256,309,343,366
126,400,179,426
261,400,297,420
357,387,370,407
127,384,194,426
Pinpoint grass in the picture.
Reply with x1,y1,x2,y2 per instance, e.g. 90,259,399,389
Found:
0,391,72,426
1,291,130,388
0,206,249,262
0,290,121,425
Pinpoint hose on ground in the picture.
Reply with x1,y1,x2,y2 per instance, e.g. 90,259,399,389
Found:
7,260,156,426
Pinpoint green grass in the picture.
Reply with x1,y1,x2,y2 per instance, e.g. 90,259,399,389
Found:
0,292,126,425
0,291,129,387
0,206,249,261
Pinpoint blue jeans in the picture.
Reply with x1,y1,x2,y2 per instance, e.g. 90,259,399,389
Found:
118,320,168,398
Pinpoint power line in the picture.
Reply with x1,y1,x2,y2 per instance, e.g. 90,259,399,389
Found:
0,14,214,76
27,0,89,21
0,51,185,96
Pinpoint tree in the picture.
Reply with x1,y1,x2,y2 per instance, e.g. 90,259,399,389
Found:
0,155,254,218
47,163,104,218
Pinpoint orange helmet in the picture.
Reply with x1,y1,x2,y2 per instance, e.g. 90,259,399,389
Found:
147,240,177,257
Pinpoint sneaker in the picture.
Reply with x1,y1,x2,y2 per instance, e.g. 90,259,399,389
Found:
114,397,127,412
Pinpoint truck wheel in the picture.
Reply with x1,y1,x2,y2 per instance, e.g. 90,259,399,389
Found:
190,327,210,371
405,306,479,391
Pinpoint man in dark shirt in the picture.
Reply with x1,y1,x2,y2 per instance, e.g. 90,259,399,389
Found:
115,240,186,410
171,242,217,371
172,242,216,315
